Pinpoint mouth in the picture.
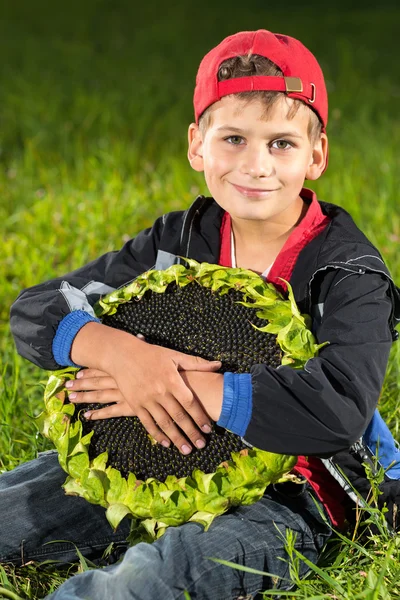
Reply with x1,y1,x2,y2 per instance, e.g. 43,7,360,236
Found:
231,183,278,198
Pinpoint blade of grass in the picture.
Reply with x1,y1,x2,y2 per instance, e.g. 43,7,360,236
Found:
290,548,347,598
0,587,26,600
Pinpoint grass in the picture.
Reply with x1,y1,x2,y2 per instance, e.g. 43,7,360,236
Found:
0,0,400,597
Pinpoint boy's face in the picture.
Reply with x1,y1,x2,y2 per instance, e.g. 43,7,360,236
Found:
188,95,328,226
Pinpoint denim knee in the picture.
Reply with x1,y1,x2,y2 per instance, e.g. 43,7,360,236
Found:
0,452,130,565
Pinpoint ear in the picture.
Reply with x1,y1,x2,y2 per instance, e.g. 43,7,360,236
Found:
305,132,328,180
187,123,204,172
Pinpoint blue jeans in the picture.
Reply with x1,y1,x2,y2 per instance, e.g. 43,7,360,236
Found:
0,451,332,599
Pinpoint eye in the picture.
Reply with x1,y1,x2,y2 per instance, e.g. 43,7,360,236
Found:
224,135,244,145
271,139,292,150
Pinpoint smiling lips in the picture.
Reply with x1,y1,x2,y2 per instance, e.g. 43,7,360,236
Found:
231,183,278,198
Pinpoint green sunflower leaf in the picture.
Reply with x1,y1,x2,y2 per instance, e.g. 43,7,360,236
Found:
106,503,133,531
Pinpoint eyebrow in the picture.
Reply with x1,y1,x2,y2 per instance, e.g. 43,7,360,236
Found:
216,126,304,139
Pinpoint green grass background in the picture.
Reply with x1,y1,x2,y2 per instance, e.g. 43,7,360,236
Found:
0,0,400,597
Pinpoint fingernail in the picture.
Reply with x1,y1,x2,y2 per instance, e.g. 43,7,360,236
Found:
76,371,83,379
211,361,221,364
202,424,212,433
161,440,170,448
65,381,73,388
196,439,205,449
181,444,192,455
83,411,92,419
69,393,77,400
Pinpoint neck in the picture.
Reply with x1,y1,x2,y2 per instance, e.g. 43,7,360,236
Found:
231,196,307,247
230,196,308,273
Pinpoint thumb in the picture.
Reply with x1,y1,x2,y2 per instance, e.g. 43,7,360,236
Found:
173,353,221,371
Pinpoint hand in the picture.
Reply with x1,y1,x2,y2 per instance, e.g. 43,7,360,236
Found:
69,324,222,454
67,368,224,422
179,371,224,422
66,367,132,415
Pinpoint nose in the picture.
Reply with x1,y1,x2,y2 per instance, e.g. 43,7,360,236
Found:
240,144,274,178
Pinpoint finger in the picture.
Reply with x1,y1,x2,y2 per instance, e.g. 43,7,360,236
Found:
135,408,171,449
83,402,136,420
69,389,125,405
154,395,206,454
66,376,118,392
76,368,111,379
171,376,212,434
172,353,221,372
144,403,195,455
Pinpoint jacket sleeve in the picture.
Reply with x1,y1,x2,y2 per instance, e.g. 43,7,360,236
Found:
244,270,394,457
10,216,165,370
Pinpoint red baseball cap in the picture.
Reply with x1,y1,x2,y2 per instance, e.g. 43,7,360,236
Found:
193,29,328,130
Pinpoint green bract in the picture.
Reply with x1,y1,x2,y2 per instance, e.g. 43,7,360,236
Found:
37,261,326,545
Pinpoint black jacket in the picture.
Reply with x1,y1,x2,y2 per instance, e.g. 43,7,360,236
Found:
10,196,400,459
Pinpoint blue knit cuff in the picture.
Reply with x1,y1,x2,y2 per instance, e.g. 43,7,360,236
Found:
217,372,252,436
52,311,100,367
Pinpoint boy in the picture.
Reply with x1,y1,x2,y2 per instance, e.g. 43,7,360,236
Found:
3,29,400,599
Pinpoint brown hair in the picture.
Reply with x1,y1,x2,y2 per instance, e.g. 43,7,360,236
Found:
198,54,322,143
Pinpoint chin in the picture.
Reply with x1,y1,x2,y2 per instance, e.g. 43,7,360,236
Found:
235,207,272,219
